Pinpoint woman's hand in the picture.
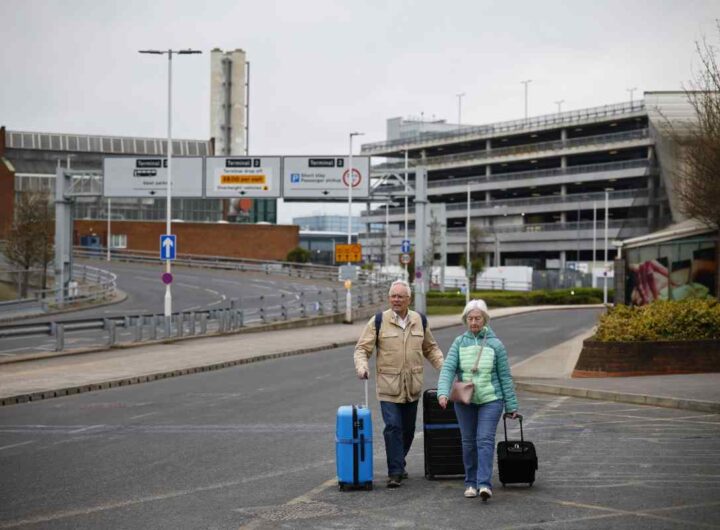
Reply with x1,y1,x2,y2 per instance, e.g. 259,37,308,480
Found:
438,396,448,409
505,411,519,419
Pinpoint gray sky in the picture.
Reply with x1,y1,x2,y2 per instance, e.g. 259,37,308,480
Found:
1,0,717,223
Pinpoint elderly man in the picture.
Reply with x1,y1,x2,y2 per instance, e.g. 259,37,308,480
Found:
354,279,444,488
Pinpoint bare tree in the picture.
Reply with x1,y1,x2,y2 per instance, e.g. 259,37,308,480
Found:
3,192,54,298
460,225,486,291
671,24,720,298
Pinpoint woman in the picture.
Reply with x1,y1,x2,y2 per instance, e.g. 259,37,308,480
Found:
437,299,518,500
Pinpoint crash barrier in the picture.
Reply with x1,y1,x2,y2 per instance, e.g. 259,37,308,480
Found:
0,284,387,353
0,265,117,317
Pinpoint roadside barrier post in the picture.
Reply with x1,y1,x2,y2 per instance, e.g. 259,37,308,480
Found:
149,315,157,340
200,312,208,334
164,316,171,337
189,312,196,335
134,316,142,342
55,324,64,352
177,313,184,337
108,320,116,346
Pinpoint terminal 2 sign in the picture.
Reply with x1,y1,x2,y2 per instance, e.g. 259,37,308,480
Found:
103,155,370,200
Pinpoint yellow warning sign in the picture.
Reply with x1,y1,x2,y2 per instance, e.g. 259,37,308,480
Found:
220,174,267,185
335,243,362,263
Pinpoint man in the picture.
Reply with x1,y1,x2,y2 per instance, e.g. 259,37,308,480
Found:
354,279,444,488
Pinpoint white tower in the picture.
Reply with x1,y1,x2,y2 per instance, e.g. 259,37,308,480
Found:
210,48,247,156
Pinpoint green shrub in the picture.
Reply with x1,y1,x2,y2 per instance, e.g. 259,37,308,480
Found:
594,299,720,342
286,247,311,263
426,288,606,308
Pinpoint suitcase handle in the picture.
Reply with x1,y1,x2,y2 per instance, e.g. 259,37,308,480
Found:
502,413,524,444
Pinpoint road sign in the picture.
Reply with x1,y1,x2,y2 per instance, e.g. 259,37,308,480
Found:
162,272,173,285
400,253,411,265
205,157,281,198
283,156,370,200
339,265,358,281
335,243,362,263
160,234,176,261
103,157,203,198
401,239,411,253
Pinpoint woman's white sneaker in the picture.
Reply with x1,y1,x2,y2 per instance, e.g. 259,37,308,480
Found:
464,486,478,498
479,487,492,501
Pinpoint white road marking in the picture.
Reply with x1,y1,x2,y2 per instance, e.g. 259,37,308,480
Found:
0,440,36,452
68,425,105,434
128,412,159,420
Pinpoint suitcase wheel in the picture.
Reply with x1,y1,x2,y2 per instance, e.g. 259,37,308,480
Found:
501,483,506,488
365,482,373,491
529,481,534,487
425,473,434,480
338,483,346,492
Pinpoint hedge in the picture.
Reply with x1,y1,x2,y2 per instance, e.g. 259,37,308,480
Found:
425,288,606,308
594,299,720,342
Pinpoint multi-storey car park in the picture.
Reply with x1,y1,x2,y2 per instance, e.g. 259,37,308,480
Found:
359,91,694,272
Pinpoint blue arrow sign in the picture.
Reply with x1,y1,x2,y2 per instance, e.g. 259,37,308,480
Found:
401,239,411,253
160,234,176,261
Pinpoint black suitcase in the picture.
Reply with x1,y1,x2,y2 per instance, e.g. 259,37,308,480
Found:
423,389,464,479
497,413,538,487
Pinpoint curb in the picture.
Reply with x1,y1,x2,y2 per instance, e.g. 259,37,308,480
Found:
515,381,720,414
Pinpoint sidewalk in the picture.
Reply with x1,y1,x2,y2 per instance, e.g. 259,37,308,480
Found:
0,305,718,413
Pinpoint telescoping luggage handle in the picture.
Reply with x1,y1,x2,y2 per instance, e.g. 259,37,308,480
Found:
363,379,368,409
502,413,524,444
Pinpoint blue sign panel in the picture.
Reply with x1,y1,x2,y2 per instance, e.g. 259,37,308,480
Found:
401,239,411,253
160,234,176,261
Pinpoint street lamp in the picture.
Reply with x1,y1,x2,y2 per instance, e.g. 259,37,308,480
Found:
555,99,564,114
456,92,465,129
627,87,637,105
347,131,364,323
521,80,532,120
139,48,202,317
603,188,611,305
466,183,471,304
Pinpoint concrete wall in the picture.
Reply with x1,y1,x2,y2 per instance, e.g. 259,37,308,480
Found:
0,127,15,239
74,220,299,261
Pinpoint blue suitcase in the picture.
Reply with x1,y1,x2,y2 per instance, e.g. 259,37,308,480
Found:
336,382,373,491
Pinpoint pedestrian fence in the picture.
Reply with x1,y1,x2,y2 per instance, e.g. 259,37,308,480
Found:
0,284,387,353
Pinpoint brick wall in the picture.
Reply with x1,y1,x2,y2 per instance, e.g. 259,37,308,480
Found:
0,127,14,239
74,220,299,261
573,339,720,377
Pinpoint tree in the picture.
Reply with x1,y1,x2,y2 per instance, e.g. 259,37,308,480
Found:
286,246,311,263
3,192,54,298
670,25,720,298
460,225,486,292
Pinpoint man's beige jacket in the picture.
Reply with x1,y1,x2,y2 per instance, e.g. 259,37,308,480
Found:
353,309,444,403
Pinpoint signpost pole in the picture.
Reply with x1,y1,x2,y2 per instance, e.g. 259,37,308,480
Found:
347,132,364,323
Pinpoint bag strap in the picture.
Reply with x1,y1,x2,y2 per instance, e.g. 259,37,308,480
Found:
375,311,427,345
457,330,489,379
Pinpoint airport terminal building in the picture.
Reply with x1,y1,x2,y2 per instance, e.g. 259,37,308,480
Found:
359,91,694,271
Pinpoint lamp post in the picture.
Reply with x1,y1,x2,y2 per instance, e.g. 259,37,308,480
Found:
627,87,637,105
521,79,532,120
603,189,610,305
347,131,364,323
139,48,202,317
466,183,471,304
404,150,409,276
456,92,465,129
555,99,564,113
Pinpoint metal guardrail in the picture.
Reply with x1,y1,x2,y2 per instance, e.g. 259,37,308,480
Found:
0,284,387,352
362,100,646,153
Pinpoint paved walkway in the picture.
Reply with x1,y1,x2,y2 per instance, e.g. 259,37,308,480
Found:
0,305,718,412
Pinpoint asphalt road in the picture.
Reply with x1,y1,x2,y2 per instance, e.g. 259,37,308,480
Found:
1,309,718,529
0,261,343,356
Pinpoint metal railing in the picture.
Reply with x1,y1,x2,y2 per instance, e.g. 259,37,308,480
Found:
364,188,651,218
362,100,646,153
443,218,649,236
371,129,650,172
0,284,387,352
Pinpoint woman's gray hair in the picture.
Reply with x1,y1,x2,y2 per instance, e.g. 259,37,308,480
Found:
388,280,412,298
461,299,490,325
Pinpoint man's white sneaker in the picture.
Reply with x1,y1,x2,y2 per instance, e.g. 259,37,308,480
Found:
464,486,478,498
479,487,492,501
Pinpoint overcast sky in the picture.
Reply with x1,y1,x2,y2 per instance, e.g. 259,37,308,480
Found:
1,0,717,223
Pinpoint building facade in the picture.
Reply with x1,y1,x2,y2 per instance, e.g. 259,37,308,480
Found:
360,92,695,270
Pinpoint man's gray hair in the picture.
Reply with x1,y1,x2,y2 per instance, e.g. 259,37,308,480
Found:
388,279,412,298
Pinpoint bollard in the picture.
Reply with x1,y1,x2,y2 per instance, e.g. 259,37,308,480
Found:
200,312,208,334
300,291,306,318
108,320,116,346
318,290,325,315
55,324,65,352
259,296,266,323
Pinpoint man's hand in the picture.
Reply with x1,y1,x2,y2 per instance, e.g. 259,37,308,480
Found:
438,395,448,409
356,368,368,380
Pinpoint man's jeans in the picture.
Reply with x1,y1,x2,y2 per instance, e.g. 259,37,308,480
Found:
454,399,504,489
380,400,418,476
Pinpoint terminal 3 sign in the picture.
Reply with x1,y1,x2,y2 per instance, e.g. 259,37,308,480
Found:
103,155,370,200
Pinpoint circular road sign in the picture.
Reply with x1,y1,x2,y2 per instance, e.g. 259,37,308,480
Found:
400,253,411,265
341,168,362,188
162,272,173,285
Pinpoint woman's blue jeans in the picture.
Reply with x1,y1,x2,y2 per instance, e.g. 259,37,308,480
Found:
454,399,504,489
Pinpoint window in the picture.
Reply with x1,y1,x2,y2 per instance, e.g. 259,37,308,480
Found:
110,234,127,249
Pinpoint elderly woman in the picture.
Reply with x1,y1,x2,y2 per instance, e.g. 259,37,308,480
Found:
437,299,518,501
